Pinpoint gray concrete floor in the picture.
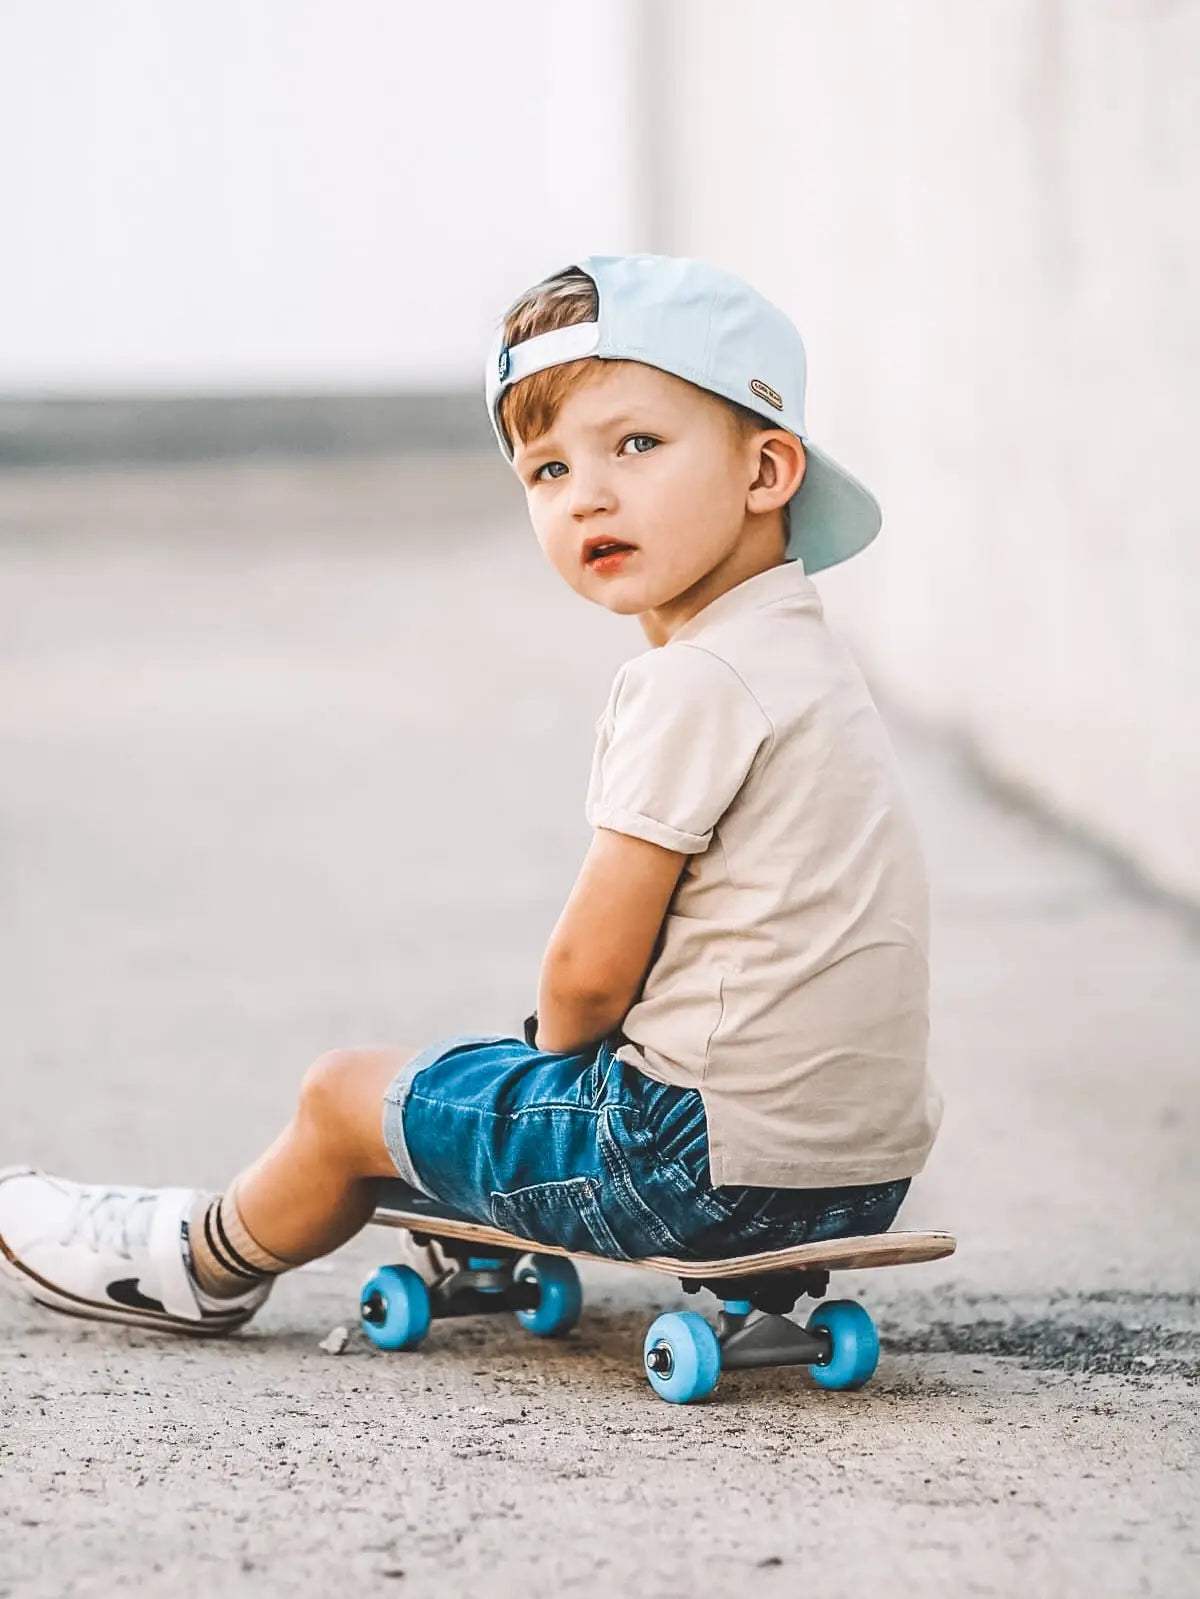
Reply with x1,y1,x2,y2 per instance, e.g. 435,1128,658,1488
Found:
1,456,1197,1598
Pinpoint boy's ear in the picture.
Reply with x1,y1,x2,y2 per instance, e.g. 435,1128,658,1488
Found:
746,433,807,515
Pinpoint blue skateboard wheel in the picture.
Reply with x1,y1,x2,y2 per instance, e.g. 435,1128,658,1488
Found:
805,1299,880,1390
513,1255,582,1338
359,1264,432,1351
643,1311,722,1404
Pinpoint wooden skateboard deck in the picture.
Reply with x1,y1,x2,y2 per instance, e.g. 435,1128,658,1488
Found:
371,1190,956,1278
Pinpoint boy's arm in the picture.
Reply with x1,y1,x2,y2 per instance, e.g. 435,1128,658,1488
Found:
533,826,688,1054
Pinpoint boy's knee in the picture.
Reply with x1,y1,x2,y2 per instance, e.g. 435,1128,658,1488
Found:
298,1047,409,1155
299,1050,356,1134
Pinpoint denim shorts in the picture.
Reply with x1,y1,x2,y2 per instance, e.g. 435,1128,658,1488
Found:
381,1033,910,1262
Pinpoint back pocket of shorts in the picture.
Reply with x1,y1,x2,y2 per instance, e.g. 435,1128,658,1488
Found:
490,1177,625,1259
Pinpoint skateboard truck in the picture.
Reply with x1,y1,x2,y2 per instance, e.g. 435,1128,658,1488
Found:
713,1299,833,1371
639,1274,834,1386
642,1302,831,1377
668,1269,835,1372
408,1237,541,1321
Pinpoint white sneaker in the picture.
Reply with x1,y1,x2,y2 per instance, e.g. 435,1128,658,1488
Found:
0,1167,271,1335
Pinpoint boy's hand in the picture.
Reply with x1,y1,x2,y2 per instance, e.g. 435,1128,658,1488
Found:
534,826,688,1054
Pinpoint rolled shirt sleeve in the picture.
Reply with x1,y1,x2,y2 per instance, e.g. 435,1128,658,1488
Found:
585,642,774,854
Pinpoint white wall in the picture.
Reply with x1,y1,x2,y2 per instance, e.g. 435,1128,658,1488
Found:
5,1,1197,897
0,0,641,391
655,0,1200,899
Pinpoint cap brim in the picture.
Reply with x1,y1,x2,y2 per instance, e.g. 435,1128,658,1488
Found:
787,442,882,574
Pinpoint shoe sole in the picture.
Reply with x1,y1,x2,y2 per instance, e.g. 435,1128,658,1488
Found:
0,1168,256,1338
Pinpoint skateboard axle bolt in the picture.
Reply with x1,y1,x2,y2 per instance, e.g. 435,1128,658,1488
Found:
361,1290,387,1325
645,1343,674,1376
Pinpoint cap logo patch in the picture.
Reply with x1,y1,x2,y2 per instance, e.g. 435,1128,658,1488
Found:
498,346,511,382
749,377,783,410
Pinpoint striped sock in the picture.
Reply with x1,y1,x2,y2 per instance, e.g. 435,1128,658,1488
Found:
187,1186,295,1300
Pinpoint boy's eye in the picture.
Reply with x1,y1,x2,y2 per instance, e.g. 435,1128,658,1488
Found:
533,460,569,482
620,434,658,456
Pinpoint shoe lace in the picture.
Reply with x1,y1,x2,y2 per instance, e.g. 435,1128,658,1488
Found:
64,1187,158,1259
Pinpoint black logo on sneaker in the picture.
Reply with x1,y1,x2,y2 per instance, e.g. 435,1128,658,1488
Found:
107,1278,165,1314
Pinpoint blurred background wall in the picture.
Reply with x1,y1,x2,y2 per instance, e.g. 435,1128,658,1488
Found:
2,0,1196,899
648,0,1199,900
0,0,643,391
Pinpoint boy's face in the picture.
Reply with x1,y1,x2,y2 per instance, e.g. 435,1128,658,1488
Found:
511,361,773,620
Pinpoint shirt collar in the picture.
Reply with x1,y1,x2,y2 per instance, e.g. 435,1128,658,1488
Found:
666,559,818,647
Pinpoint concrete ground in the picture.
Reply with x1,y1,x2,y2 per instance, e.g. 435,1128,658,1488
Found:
0,456,1196,1599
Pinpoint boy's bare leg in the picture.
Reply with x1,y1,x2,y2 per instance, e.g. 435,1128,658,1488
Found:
230,1047,412,1263
0,1046,416,1333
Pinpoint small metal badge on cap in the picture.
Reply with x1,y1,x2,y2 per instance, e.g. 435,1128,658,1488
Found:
749,377,784,410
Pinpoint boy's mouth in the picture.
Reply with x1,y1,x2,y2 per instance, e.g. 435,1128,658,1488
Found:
583,538,637,569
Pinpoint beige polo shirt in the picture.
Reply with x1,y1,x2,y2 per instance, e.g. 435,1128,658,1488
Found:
585,559,942,1188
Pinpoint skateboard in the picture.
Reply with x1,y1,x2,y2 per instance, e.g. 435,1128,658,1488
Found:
362,1182,956,1404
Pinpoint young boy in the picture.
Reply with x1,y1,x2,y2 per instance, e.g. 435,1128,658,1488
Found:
0,254,941,1335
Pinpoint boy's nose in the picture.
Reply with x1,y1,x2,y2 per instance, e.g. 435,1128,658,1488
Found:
566,471,617,519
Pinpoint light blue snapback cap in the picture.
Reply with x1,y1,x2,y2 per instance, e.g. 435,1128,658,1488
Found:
485,253,881,575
